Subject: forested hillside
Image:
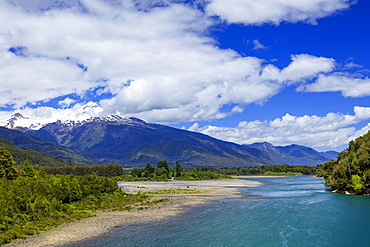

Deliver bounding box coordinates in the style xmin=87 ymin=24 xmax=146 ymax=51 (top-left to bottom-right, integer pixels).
xmin=317 ymin=131 xmax=370 ymax=195
xmin=0 ymin=127 xmax=97 ymax=165
xmin=0 ymin=139 xmax=67 ymax=166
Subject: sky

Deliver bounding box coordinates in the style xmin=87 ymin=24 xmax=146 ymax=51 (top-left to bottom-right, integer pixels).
xmin=1 ymin=0 xmax=370 ymax=151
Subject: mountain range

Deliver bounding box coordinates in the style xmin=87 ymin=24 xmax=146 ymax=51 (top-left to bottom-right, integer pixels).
xmin=0 ymin=103 xmax=337 ymax=167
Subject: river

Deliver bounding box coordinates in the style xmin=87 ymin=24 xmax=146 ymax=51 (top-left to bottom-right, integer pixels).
xmin=65 ymin=176 xmax=370 ymax=246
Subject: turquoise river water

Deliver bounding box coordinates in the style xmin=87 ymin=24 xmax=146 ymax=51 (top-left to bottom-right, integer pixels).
xmin=65 ymin=176 xmax=370 ymax=247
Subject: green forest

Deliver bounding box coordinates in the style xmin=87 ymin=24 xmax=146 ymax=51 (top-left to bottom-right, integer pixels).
xmin=317 ymin=131 xmax=370 ymax=195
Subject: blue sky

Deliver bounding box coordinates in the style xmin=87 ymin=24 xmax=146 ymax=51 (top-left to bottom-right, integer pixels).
xmin=1 ymin=0 xmax=370 ymax=151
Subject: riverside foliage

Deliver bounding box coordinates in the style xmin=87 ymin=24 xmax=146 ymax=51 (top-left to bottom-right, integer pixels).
xmin=191 ymin=164 xmax=317 ymax=176
xmin=317 ymin=131 xmax=370 ymax=194
xmin=0 ymin=148 xmax=145 ymax=246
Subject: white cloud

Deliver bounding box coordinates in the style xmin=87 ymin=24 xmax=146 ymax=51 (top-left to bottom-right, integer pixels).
xmin=58 ymin=97 xmax=76 ymax=108
xmin=300 ymin=74 xmax=370 ymax=97
xmin=344 ymin=61 xmax=363 ymax=70
xmin=188 ymin=106 xmax=370 ymax=150
xmin=279 ymin=54 xmax=335 ymax=82
xmin=260 ymin=54 xmax=336 ymax=86
xmin=0 ymin=0 xmax=344 ymax=124
xmin=0 ymin=0 xmax=364 ymax=128
xmin=205 ymin=0 xmax=354 ymax=25
xmin=0 ymin=52 xmax=88 ymax=107
xmin=252 ymin=39 xmax=267 ymax=50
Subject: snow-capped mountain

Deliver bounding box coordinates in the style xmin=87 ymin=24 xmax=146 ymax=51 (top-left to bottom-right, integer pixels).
xmin=0 ymin=102 xmax=138 ymax=131
xmin=0 ymin=113 xmax=44 ymax=131
xmin=63 ymin=102 xmax=103 ymax=122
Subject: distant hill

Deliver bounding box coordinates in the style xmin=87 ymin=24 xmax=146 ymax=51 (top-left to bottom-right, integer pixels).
xmin=0 ymin=138 xmax=67 ymax=166
xmin=246 ymin=142 xmax=337 ymax=166
xmin=0 ymin=127 xmax=98 ymax=165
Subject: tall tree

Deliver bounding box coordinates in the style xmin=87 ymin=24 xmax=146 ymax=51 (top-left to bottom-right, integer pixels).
xmin=21 ymin=160 xmax=37 ymax=179
xmin=0 ymin=146 xmax=18 ymax=180
xmin=175 ymin=161 xmax=182 ymax=177
xmin=157 ymin=160 xmax=170 ymax=179
xmin=157 ymin=159 xmax=170 ymax=172
xmin=145 ymin=163 xmax=155 ymax=174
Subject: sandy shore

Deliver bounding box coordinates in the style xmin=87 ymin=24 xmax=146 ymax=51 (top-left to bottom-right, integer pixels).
xmin=6 ymin=179 xmax=261 ymax=247
xmin=232 ymin=175 xmax=293 ymax=178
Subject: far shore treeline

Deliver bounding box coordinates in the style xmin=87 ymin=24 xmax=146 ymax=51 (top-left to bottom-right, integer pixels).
xmin=114 ymin=160 xmax=318 ymax=181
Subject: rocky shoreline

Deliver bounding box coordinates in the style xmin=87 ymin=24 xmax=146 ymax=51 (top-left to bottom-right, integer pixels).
xmin=6 ymin=179 xmax=260 ymax=247
xmin=331 ymin=189 xmax=370 ymax=196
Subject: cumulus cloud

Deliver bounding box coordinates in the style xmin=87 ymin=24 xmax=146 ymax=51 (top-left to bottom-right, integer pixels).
xmin=299 ymin=74 xmax=370 ymax=97
xmin=205 ymin=0 xmax=354 ymax=25
xmin=188 ymin=106 xmax=370 ymax=150
xmin=261 ymin=54 xmax=336 ymax=84
xmin=0 ymin=0 xmax=345 ymax=124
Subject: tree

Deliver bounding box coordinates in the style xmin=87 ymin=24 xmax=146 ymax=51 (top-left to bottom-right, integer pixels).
xmin=157 ymin=159 xmax=171 ymax=178
xmin=143 ymin=163 xmax=155 ymax=178
xmin=0 ymin=147 xmax=18 ymax=180
xmin=131 ymin=168 xmax=142 ymax=178
xmin=157 ymin=159 xmax=169 ymax=171
xmin=319 ymin=131 xmax=370 ymax=194
xmin=21 ymin=160 xmax=37 ymax=179
xmin=351 ymin=174 xmax=365 ymax=194
xmin=145 ymin=163 xmax=155 ymax=174
xmin=175 ymin=161 xmax=182 ymax=177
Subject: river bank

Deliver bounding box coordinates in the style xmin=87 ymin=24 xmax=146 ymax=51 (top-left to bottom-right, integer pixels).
xmin=6 ymin=179 xmax=261 ymax=247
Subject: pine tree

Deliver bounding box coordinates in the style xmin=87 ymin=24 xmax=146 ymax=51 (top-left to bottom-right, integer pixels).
xmin=0 ymin=146 xmax=18 ymax=180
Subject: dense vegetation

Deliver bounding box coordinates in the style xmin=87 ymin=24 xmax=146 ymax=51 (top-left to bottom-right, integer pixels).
xmin=317 ymin=131 xmax=370 ymax=195
xmin=40 ymin=163 xmax=124 ymax=177
xmin=190 ymin=164 xmax=317 ymax=176
xmin=0 ymin=147 xmax=154 ymax=246
xmin=126 ymin=160 xmax=230 ymax=181
xmin=126 ymin=161 xmax=317 ymax=181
